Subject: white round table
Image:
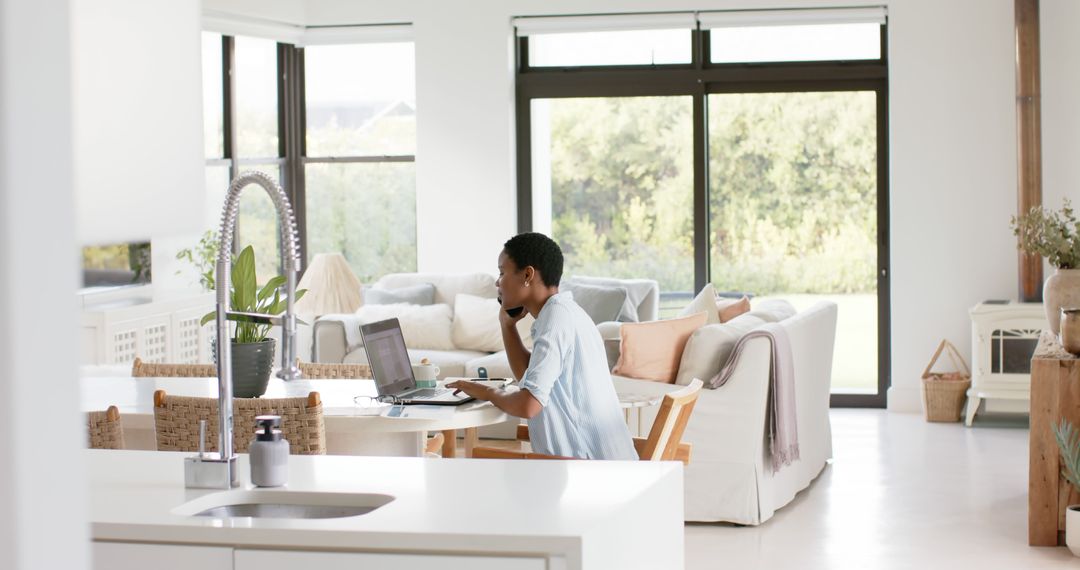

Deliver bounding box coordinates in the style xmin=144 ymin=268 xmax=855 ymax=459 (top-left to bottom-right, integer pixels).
xmin=80 ymin=376 xmax=511 ymax=457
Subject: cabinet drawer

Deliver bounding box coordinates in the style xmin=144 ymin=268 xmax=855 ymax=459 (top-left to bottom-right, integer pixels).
xmin=235 ymin=548 xmax=546 ymax=570
xmin=93 ymin=541 xmax=232 ymax=570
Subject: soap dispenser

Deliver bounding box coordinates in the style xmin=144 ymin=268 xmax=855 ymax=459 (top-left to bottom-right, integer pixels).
xmin=250 ymin=415 xmax=288 ymax=487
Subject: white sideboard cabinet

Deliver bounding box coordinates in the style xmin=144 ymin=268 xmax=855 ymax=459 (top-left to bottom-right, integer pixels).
xmin=80 ymin=287 xmax=214 ymax=365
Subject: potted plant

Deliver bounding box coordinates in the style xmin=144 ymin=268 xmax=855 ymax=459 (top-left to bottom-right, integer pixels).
xmin=175 ymin=229 xmax=219 ymax=292
xmin=1054 ymin=419 xmax=1080 ymax=556
xmin=200 ymin=245 xmax=306 ymax=398
xmin=1011 ymin=199 xmax=1080 ymax=334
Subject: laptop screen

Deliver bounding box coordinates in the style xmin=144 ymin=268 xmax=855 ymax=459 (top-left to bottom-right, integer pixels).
xmin=359 ymin=318 xmax=416 ymax=396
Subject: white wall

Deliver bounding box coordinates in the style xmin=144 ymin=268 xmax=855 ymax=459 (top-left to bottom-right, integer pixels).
xmin=203 ymin=0 xmax=1043 ymax=411
xmin=0 ymin=1 xmax=88 ymax=569
xmin=1042 ymin=0 xmax=1080 ymax=236
xmin=885 ymin=0 xmax=1018 ymax=411
xmin=72 ymin=0 xmax=205 ymax=246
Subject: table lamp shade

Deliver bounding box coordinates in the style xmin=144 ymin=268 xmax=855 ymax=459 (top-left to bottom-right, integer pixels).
xmin=295 ymin=253 xmax=363 ymax=316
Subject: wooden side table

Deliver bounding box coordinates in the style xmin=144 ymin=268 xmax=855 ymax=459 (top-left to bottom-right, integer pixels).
xmin=1029 ymin=332 xmax=1080 ymax=546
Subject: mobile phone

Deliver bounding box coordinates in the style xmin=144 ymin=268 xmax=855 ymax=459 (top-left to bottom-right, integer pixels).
xmin=498 ymin=296 xmax=524 ymax=318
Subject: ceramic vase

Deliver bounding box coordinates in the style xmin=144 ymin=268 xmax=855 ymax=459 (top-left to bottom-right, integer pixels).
xmin=1044 ymin=269 xmax=1080 ymax=335
xmin=1068 ymin=505 xmax=1080 ymax=557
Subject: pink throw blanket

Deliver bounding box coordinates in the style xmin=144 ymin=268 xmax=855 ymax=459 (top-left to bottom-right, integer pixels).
xmin=706 ymin=323 xmax=799 ymax=473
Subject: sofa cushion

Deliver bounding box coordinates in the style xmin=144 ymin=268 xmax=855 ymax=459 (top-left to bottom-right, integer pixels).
xmin=342 ymin=346 xmax=489 ymax=379
xmin=612 ymin=312 xmax=707 ymax=383
xmin=353 ymin=303 xmax=455 ymax=350
xmin=465 ymin=351 xmax=515 ymax=380
xmin=561 ymin=282 xmax=628 ymax=324
xmin=363 ymin=282 xmax=435 ymax=306
xmin=451 ymin=293 xmax=535 ymax=352
xmin=717 ymin=296 xmax=751 ymax=322
xmin=745 ymin=299 xmax=797 ymax=323
xmin=375 ymin=272 xmax=496 ymax=308
xmin=563 ymin=275 xmax=657 ymax=322
xmin=679 ymin=283 xmax=722 ymax=324
xmin=674 ymin=312 xmax=771 ymax=386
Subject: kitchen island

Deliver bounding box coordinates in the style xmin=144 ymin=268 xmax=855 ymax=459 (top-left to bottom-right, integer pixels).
xmin=89 ymin=450 xmax=683 ymax=570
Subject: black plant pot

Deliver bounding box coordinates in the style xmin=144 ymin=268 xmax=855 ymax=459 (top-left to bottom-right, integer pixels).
xmin=213 ymin=338 xmax=276 ymax=398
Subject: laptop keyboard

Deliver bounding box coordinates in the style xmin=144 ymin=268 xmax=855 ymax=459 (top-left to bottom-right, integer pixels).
xmin=409 ymin=388 xmax=449 ymax=400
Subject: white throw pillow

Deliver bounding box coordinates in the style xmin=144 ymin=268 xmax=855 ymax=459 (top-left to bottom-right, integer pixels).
xmin=452 ymin=294 xmax=534 ymax=352
xmin=354 ymin=303 xmax=455 ymax=350
xmin=678 ymin=283 xmax=721 ymax=325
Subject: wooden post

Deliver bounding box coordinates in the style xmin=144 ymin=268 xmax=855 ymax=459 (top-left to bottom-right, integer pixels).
xmin=1016 ymin=0 xmax=1043 ymax=302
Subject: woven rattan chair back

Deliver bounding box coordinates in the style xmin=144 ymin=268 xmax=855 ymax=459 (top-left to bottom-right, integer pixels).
xmin=153 ymin=390 xmax=326 ymax=455
xmin=297 ymin=360 xmax=373 ymax=379
xmin=132 ymin=357 xmax=216 ymax=378
xmin=87 ymin=405 xmax=125 ymax=450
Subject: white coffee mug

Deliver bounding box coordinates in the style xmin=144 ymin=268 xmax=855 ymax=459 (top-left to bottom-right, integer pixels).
xmin=411 ymin=363 xmax=440 ymax=383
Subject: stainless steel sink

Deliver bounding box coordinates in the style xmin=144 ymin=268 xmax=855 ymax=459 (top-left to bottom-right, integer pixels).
xmin=173 ymin=490 xmax=394 ymax=520
xmin=193 ymin=503 xmax=378 ymax=519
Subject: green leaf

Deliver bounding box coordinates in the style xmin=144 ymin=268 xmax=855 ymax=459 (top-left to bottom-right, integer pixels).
xmin=232 ymin=246 xmax=257 ymax=311
xmin=200 ymin=310 xmax=216 ymax=327
xmin=257 ymin=275 xmax=286 ymax=303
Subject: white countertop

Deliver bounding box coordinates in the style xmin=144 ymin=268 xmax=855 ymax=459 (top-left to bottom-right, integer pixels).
xmin=89 ymin=450 xmax=683 ymax=558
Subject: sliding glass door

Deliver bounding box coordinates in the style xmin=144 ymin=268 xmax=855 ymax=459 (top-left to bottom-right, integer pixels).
xmin=708 ymin=91 xmax=880 ymax=397
xmin=516 ymin=18 xmax=890 ymax=406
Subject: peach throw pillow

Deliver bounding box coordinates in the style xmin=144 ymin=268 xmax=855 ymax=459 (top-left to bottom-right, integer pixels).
xmin=612 ymin=312 xmax=707 ymax=383
xmin=716 ymin=296 xmax=750 ymax=323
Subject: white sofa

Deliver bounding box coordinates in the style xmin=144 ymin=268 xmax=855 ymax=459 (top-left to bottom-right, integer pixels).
xmin=312 ymin=272 xmax=660 ymax=379
xmin=609 ymin=300 xmax=838 ymax=525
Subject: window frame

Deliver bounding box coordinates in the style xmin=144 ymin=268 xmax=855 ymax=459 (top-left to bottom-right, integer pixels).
xmin=206 ymin=36 xmax=418 ymax=276
xmin=515 ymin=26 xmax=890 ymax=408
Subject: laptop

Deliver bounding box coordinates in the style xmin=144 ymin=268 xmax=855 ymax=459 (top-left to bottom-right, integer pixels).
xmin=359 ymin=318 xmax=475 ymax=406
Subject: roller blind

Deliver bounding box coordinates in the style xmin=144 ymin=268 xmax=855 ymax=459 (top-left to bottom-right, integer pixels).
xmin=698 ymin=7 xmax=886 ymax=29
xmin=299 ymin=24 xmax=413 ymax=46
xmin=203 ymin=11 xmax=412 ymax=46
xmin=513 ymin=7 xmax=886 ymax=36
xmin=514 ymin=13 xmax=696 ymax=36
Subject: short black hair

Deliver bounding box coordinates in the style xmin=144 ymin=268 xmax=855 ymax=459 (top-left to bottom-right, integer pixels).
xmin=502 ymin=232 xmax=564 ymax=287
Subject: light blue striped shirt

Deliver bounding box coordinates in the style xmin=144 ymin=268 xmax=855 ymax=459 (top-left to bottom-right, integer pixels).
xmin=520 ymin=292 xmax=638 ymax=460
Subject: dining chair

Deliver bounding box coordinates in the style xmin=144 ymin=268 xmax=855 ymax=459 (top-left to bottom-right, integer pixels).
xmin=153 ymin=390 xmax=326 ymax=455
xmin=87 ymin=405 xmax=125 ymax=450
xmin=296 ymin=360 xmax=373 ymax=379
xmin=131 ymin=357 xmax=216 ymax=378
xmin=471 ymin=379 xmax=702 ymax=464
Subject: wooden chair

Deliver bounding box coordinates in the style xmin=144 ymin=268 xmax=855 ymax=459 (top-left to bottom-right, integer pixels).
xmin=153 ymin=390 xmax=326 ymax=455
xmin=132 ymin=357 xmax=216 ymax=378
xmin=297 ymin=360 xmax=373 ymax=379
xmin=472 ymin=379 xmax=703 ymax=464
xmin=87 ymin=405 xmax=125 ymax=450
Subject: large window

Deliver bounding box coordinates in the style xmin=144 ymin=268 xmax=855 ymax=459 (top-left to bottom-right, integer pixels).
xmin=200 ymin=32 xmax=417 ymax=285
xmin=531 ymin=96 xmax=694 ymax=293
xmin=303 ymin=42 xmax=417 ymax=282
xmin=517 ymin=11 xmax=889 ymax=406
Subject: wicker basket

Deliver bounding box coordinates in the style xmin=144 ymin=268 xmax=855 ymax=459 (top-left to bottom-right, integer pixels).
xmin=920 ymin=339 xmax=971 ymax=423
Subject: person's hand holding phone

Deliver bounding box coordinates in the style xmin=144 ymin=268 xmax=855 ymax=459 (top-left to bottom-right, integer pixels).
xmin=498 ymin=295 xmax=527 ymax=327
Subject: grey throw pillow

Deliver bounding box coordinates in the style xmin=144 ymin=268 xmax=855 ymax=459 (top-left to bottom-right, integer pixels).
xmin=562 ymin=282 xmax=628 ymax=325
xmin=363 ymin=283 xmax=436 ymax=306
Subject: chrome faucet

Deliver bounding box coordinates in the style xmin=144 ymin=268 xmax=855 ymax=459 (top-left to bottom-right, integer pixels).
xmin=185 ymin=171 xmax=304 ymax=489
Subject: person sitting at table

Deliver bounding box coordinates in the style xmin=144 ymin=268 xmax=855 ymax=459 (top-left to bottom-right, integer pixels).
xmin=447 ymin=232 xmax=637 ymax=460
